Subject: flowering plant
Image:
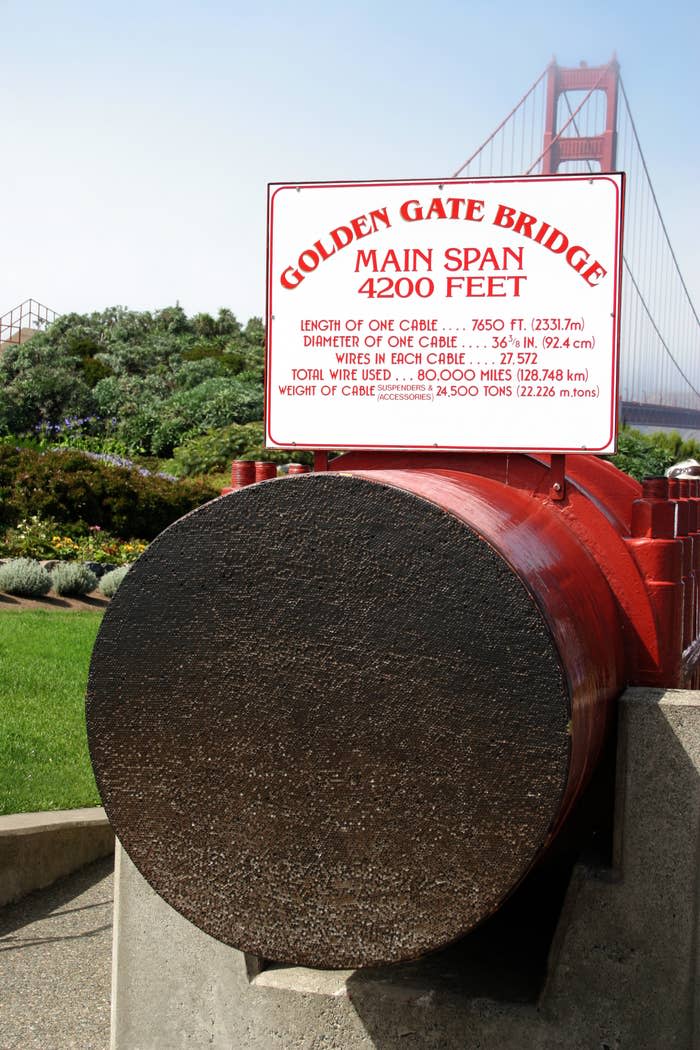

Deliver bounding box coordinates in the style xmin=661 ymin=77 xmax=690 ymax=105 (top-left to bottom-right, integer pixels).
xmin=0 ymin=516 xmax=148 ymax=565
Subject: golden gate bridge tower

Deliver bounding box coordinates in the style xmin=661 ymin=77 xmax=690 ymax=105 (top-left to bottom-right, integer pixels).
xmin=453 ymin=56 xmax=700 ymax=436
xmin=541 ymin=59 xmax=619 ymax=175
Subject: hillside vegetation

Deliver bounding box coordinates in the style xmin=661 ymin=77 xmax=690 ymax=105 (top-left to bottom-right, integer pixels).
xmin=0 ymin=305 xmax=697 ymax=520
xmin=0 ymin=305 xmax=264 ymax=458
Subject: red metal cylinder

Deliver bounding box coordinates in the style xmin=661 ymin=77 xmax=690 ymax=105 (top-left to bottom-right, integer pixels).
xmin=688 ymin=479 xmax=700 ymax=685
xmin=221 ymin=459 xmax=256 ymax=496
xmin=669 ymin=478 xmax=694 ymax=653
xmin=624 ymin=477 xmax=684 ymax=686
xmin=254 ymin=461 xmax=278 ymax=483
xmin=224 ymin=459 xmax=255 ymax=491
xmin=333 ymin=453 xmax=626 ymax=835
xmin=231 ymin=460 xmax=256 ymax=489
xmin=679 ymin=479 xmax=699 ymax=680
xmin=287 ymin=463 xmax=310 ymax=475
xmin=87 ymin=450 xmax=693 ymax=969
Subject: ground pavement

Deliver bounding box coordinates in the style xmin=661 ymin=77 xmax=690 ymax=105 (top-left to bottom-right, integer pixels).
xmin=0 ymin=856 xmax=113 ymax=1050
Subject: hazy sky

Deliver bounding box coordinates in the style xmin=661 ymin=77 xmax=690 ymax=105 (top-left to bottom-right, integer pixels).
xmin=1 ymin=0 xmax=697 ymax=324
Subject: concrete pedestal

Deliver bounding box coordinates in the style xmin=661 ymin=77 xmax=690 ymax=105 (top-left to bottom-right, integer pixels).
xmin=111 ymin=688 xmax=700 ymax=1049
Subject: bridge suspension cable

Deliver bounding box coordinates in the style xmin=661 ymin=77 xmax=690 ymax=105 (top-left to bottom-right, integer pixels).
xmin=451 ymin=67 xmax=548 ymax=179
xmin=559 ymin=83 xmax=700 ymax=404
xmin=615 ymin=78 xmax=700 ymax=409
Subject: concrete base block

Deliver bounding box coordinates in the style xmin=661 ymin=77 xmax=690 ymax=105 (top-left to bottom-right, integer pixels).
xmin=111 ymin=689 xmax=700 ymax=1049
xmin=0 ymin=807 xmax=114 ymax=906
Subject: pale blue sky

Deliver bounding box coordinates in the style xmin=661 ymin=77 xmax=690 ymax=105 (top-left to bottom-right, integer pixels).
xmin=1 ymin=0 xmax=697 ymax=323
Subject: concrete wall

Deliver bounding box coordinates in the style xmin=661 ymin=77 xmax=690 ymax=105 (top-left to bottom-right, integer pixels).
xmin=0 ymin=807 xmax=114 ymax=906
xmin=111 ymin=689 xmax=700 ymax=1049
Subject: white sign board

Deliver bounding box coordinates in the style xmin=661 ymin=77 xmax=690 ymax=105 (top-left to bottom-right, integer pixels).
xmin=265 ymin=175 xmax=624 ymax=453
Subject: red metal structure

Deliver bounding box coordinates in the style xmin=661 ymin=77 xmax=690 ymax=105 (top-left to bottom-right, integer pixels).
xmin=88 ymin=450 xmax=698 ymax=967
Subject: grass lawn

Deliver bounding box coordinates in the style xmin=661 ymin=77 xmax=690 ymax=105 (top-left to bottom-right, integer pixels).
xmin=0 ymin=611 xmax=103 ymax=815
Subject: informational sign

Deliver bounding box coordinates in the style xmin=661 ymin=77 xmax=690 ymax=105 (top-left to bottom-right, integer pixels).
xmin=265 ymin=174 xmax=624 ymax=453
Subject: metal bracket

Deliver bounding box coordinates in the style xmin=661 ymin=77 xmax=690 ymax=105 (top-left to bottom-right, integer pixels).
xmin=549 ymin=454 xmax=567 ymax=501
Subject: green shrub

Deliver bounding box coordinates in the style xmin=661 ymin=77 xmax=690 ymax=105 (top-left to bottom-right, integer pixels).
xmin=647 ymin=429 xmax=700 ymax=464
xmin=0 ymin=339 xmax=97 ymax=435
xmin=171 ymin=422 xmax=264 ymax=476
xmin=0 ymin=558 xmax=52 ymax=597
xmin=99 ymin=565 xmax=130 ymax=597
xmin=171 ymin=422 xmax=312 ymax=477
xmin=0 ymin=305 xmax=265 ymax=456
xmin=607 ymin=427 xmax=674 ymax=481
xmin=0 ymin=446 xmax=217 ymax=539
xmin=50 ymin=562 xmax=99 ymax=596
xmin=122 ymin=377 xmax=265 ymax=457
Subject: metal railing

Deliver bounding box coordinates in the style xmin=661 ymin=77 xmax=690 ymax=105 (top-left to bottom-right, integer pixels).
xmin=0 ymin=299 xmax=58 ymax=347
